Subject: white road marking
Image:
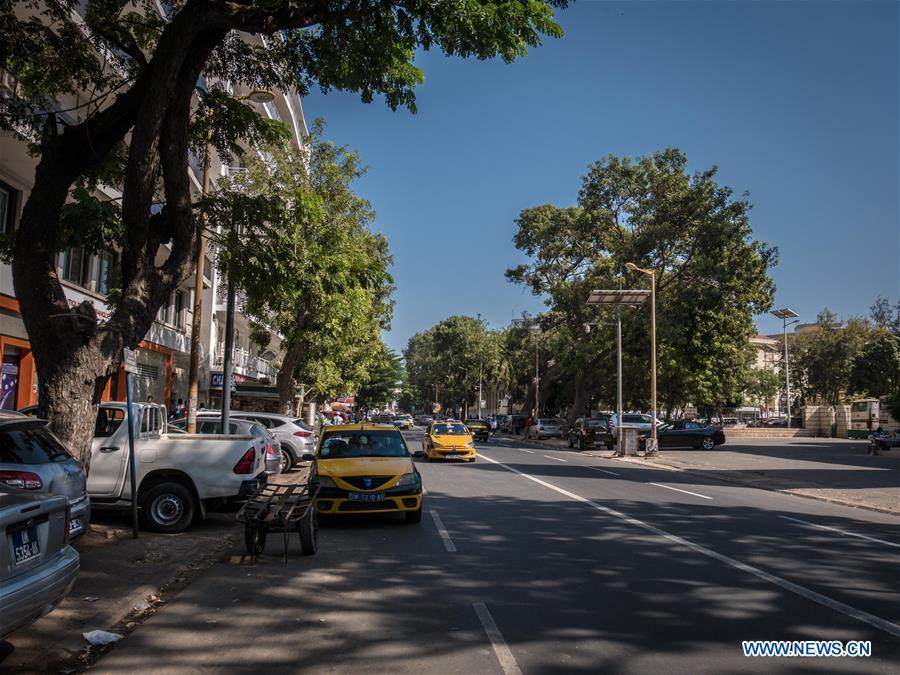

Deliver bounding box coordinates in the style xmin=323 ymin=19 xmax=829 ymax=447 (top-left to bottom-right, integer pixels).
xmin=585 ymin=466 xmax=620 ymax=477
xmin=429 ymin=509 xmax=456 ymax=553
xmin=473 ymin=602 xmax=523 ymax=675
xmin=520 ymin=448 xmax=535 ymax=454
xmin=543 ymin=454 xmax=567 ymax=462
xmin=779 ymin=515 xmax=900 ymax=549
xmin=649 ymin=482 xmax=713 ymax=500
xmin=478 ymin=452 xmax=900 ymax=639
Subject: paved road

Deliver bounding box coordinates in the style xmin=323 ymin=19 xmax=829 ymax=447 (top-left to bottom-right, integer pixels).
xmin=92 ymin=429 xmax=900 ymax=673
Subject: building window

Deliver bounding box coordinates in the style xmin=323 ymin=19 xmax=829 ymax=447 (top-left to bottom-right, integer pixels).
xmin=173 ymin=290 xmax=185 ymax=329
xmin=0 ymin=181 xmax=18 ymax=234
xmin=95 ymin=249 xmax=116 ymax=295
xmin=60 ymin=247 xmax=90 ymax=287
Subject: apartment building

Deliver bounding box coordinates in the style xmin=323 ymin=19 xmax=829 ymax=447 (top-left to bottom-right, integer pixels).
xmin=0 ymin=46 xmax=308 ymax=412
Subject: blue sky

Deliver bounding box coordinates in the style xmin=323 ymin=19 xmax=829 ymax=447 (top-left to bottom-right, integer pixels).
xmin=303 ymin=1 xmax=899 ymax=354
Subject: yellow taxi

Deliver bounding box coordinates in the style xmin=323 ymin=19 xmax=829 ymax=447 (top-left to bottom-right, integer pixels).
xmin=314 ymin=424 xmax=423 ymax=523
xmin=422 ymin=421 xmax=477 ymax=462
xmin=464 ymin=418 xmax=489 ymax=442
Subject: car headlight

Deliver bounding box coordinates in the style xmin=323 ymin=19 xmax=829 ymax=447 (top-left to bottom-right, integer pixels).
xmin=397 ymin=472 xmax=421 ymax=487
xmin=317 ymin=476 xmax=336 ymax=488
xmin=464 ymin=441 xmax=475 ymax=448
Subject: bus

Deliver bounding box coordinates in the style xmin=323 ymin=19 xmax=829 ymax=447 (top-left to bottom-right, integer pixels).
xmin=850 ymin=398 xmax=899 ymax=437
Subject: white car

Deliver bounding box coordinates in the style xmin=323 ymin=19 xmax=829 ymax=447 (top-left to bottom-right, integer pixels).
xmin=89 ymin=403 xmax=277 ymax=533
xmin=525 ymin=418 xmax=564 ymax=439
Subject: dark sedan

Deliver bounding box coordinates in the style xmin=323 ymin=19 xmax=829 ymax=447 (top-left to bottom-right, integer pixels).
xmin=567 ymin=417 xmax=613 ymax=450
xmin=643 ymin=421 xmax=726 ymax=450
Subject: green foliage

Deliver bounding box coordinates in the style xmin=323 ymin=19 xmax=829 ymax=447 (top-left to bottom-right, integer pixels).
xmin=356 ymin=347 xmax=406 ymax=411
xmin=790 ymin=311 xmax=871 ymax=406
xmin=506 ymin=148 xmax=777 ymax=415
xmin=744 ymin=368 xmax=781 ymax=408
xmin=870 ymin=296 xmax=900 ymax=332
xmin=850 ymin=330 xmax=900 ymax=399
xmin=404 ymin=315 xmax=500 ymax=413
xmin=208 ymin=123 xmax=393 ymax=401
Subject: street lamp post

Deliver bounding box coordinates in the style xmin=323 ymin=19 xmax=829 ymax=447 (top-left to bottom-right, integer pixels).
xmin=625 ymin=263 xmax=658 ymax=454
xmin=771 ymin=308 xmax=800 ymax=428
xmin=587 ymin=289 xmax=650 ymax=456
xmin=186 ymin=88 xmax=275 ymax=433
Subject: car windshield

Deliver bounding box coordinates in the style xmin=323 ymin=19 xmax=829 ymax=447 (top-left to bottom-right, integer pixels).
xmin=433 ymin=423 xmax=469 ymax=435
xmin=318 ymin=430 xmax=407 ymax=458
xmin=0 ymin=426 xmax=73 ymax=464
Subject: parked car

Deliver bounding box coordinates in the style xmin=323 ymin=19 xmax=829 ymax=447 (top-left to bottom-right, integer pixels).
xmin=608 ymin=413 xmax=663 ymax=438
xmin=0 ymin=487 xmax=80 ymax=641
xmin=567 ymin=416 xmax=612 ymax=450
xmin=642 ymin=421 xmax=726 ymax=450
xmin=525 ymin=418 xmax=564 ymax=439
xmin=169 ymin=415 xmax=281 ymax=477
xmin=209 ymin=410 xmax=315 ymax=472
xmin=88 ymin=402 xmax=270 ymax=533
xmin=1 ymin=411 xmax=90 ymax=540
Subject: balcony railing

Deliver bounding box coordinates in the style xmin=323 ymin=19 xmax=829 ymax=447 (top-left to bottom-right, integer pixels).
xmin=213 ymin=346 xmax=278 ymax=381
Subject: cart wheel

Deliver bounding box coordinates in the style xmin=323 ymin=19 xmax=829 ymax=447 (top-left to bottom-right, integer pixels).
xmin=245 ymin=524 xmax=267 ymax=556
xmin=298 ymin=508 xmax=318 ymax=556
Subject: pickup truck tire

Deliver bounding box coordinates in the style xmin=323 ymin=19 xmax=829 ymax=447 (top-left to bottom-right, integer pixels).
xmin=139 ymin=482 xmax=196 ymax=533
xmin=298 ymin=509 xmax=318 ymax=555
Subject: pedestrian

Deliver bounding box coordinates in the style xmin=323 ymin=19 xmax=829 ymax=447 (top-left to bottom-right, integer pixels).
xmin=868 ymin=425 xmax=885 ymax=456
xmin=147 ymin=395 xmax=155 ymax=405
xmin=174 ymin=398 xmax=186 ymax=419
xmin=490 ymin=416 xmax=498 ymax=434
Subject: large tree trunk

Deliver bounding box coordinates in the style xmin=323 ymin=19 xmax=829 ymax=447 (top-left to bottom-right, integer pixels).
xmin=276 ymin=313 xmax=309 ymax=415
xmin=567 ymin=370 xmax=588 ymax=426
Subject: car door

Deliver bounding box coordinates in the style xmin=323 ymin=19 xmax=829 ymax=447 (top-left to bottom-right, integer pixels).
xmin=660 ymin=422 xmax=686 ymax=448
xmin=683 ymin=421 xmax=706 ymax=447
xmin=87 ymin=405 xmax=130 ymax=497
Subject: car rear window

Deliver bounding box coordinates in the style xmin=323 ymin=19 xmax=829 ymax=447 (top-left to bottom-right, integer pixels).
xmin=588 ymin=419 xmax=608 ymax=427
xmin=538 ymin=419 xmax=558 ymax=425
xmin=0 ymin=427 xmax=73 ymax=464
xmin=623 ymin=415 xmax=648 ymax=423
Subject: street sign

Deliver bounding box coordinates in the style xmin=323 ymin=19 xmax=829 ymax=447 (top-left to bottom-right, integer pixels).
xmin=123 ymin=348 xmax=138 ymax=374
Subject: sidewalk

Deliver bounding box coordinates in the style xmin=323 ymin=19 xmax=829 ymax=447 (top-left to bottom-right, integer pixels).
xmin=2 ymin=511 xmax=240 ymax=673
xmin=492 ymin=433 xmax=900 ymax=515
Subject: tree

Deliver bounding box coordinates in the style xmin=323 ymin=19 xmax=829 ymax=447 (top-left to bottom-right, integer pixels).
xmin=870 ymin=296 xmax=900 ymax=332
xmin=210 ymin=125 xmax=394 ymax=414
xmin=791 ymin=310 xmax=870 ymax=406
xmin=849 ymin=330 xmax=900 ymax=399
xmin=356 ymin=348 xmax=405 ymax=412
xmin=1 ymin=0 xmax=567 ymax=465
xmin=744 ymin=368 xmax=781 ymax=410
xmin=507 ymin=149 xmax=777 ymax=419
xmin=404 ymin=316 xmax=499 ymax=417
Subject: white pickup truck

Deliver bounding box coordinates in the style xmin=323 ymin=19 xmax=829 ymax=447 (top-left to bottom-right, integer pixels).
xmin=88 ymin=403 xmax=268 ymax=533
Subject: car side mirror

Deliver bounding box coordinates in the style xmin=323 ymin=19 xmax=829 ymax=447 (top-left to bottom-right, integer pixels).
xmin=412 ymin=450 xmax=426 ymax=459
xmin=300 ymin=452 xmax=317 ymax=463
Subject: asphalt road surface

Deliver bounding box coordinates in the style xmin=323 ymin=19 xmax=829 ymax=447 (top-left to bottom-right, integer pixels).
xmin=92 ymin=429 xmax=900 ymax=674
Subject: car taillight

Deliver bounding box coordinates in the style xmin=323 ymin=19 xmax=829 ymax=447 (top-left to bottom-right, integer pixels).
xmin=265 ymin=444 xmax=278 ymax=460
xmin=0 ymin=470 xmax=43 ymax=490
xmin=539 ymin=426 xmax=544 ymax=430
xmin=293 ymin=430 xmax=312 ymax=437
xmin=233 ymin=448 xmax=256 ymax=474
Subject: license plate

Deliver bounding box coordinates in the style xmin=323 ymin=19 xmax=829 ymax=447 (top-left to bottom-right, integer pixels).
xmin=68 ymin=518 xmax=81 ymax=534
xmin=347 ymin=492 xmax=385 ymax=502
xmin=446 ymin=454 xmax=462 ymax=459
xmin=11 ymin=526 xmax=41 ymax=566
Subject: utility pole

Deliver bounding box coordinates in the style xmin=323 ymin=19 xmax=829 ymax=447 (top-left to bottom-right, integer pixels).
xmin=534 ymin=333 xmax=540 ymax=417
xmin=626 ymin=263 xmax=658 ymax=454
xmin=478 ymin=361 xmax=483 ymax=419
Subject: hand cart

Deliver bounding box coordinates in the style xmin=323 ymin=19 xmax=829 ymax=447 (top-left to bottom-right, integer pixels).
xmin=236 ymin=482 xmax=320 ymax=561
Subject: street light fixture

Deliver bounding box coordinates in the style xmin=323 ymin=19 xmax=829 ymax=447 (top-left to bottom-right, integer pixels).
xmin=624 ymin=263 xmax=658 ymax=453
xmin=771 ymin=308 xmax=800 ymax=428
xmin=185 ymin=89 xmax=275 ymax=433
xmin=587 ymin=289 xmax=650 ymax=455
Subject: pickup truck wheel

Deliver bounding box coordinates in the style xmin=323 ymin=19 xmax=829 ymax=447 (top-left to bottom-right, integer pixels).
xmin=298 ymin=509 xmax=318 ymax=555
xmin=140 ymin=482 xmax=195 ymax=533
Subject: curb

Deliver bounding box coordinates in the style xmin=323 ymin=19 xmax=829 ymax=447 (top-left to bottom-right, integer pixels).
xmin=492 ymin=434 xmax=898 ymax=517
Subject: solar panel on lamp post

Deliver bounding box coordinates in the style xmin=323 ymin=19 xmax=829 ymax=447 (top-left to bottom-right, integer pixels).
xmin=771 ymin=308 xmax=800 ymax=428
xmin=586 ymin=290 xmax=650 ymax=456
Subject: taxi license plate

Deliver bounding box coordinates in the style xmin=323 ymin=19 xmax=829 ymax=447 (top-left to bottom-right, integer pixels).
xmin=11 ymin=526 xmax=41 ymax=566
xmin=446 ymin=454 xmax=462 ymax=459
xmin=348 ymin=492 xmax=385 ymax=502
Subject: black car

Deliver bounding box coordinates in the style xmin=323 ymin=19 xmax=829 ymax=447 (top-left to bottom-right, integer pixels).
xmin=567 ymin=416 xmax=612 ymax=450
xmin=644 ymin=421 xmax=726 ymax=450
